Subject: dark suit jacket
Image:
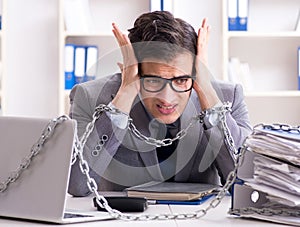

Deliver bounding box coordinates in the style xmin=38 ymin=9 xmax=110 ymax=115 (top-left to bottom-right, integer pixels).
xmin=68 ymin=73 xmax=252 ymax=196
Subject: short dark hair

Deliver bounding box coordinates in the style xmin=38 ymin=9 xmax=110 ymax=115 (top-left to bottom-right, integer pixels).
xmin=128 ymin=11 xmax=197 ymax=63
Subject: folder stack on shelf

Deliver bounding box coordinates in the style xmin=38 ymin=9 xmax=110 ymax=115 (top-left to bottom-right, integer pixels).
xmin=64 ymin=44 xmax=98 ymax=90
xmin=150 ymin=0 xmax=173 ymax=13
xmin=227 ymin=0 xmax=248 ymax=31
xmin=230 ymin=124 xmax=300 ymax=226
xmin=297 ymin=47 xmax=300 ymax=91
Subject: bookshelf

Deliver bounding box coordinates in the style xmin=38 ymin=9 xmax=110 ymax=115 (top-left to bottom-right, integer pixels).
xmin=58 ymin=0 xmax=150 ymax=114
xmin=222 ymin=0 xmax=300 ymax=125
xmin=0 ymin=0 xmax=3 ymax=115
xmin=0 ymin=0 xmax=298 ymax=125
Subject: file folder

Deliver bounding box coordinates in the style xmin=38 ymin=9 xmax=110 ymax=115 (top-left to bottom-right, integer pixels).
xmin=64 ymin=44 xmax=75 ymax=89
xmin=150 ymin=0 xmax=161 ymax=11
xmin=150 ymin=0 xmax=173 ymax=12
xmin=74 ymin=46 xmax=86 ymax=84
xmin=162 ymin=0 xmax=173 ymax=13
xmin=298 ymin=47 xmax=300 ymax=91
xmin=85 ymin=45 xmax=98 ymax=82
xmin=227 ymin=0 xmax=238 ymax=31
xmin=237 ymin=0 xmax=248 ymax=31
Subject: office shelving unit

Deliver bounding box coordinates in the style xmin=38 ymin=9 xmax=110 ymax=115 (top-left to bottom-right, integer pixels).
xmin=222 ymin=0 xmax=300 ymax=125
xmin=0 ymin=0 xmax=4 ymax=115
xmin=58 ymin=0 xmax=150 ymax=114
xmin=1 ymin=0 xmax=299 ymax=125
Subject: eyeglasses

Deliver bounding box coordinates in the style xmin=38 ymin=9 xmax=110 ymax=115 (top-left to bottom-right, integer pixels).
xmin=140 ymin=75 xmax=195 ymax=93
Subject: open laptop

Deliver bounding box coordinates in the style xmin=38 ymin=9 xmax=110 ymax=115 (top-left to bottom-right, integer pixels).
xmin=0 ymin=116 xmax=112 ymax=224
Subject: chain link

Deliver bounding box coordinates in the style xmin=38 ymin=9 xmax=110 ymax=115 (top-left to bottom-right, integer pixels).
xmin=73 ymin=102 xmax=242 ymax=221
xmin=128 ymin=116 xmax=198 ymax=147
xmin=0 ymin=102 xmax=238 ymax=220
xmin=0 ymin=115 xmax=69 ymax=193
xmin=3 ymin=104 xmax=297 ymax=221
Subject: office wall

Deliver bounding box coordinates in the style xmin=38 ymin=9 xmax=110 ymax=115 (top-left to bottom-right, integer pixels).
xmin=174 ymin=0 xmax=223 ymax=80
xmin=4 ymin=0 xmax=59 ymax=117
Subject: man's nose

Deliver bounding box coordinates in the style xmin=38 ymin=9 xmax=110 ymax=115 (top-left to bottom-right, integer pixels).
xmin=159 ymin=82 xmax=176 ymax=99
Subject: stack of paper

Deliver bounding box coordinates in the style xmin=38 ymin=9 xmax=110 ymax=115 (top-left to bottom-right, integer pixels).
xmin=231 ymin=124 xmax=300 ymax=225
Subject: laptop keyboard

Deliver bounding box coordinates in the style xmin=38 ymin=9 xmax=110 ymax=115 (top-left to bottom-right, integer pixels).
xmin=64 ymin=213 xmax=93 ymax=218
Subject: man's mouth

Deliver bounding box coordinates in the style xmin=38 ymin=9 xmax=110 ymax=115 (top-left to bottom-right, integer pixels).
xmin=157 ymin=104 xmax=176 ymax=114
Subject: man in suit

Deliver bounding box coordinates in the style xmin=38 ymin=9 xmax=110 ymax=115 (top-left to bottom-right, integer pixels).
xmin=68 ymin=11 xmax=252 ymax=196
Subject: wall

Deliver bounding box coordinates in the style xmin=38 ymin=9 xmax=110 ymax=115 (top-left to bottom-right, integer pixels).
xmin=4 ymin=0 xmax=59 ymax=117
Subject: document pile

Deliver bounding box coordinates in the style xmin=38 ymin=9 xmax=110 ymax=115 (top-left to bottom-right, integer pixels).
xmin=230 ymin=124 xmax=300 ymax=226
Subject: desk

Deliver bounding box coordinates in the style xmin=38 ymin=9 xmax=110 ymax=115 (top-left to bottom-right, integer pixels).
xmin=0 ymin=195 xmax=285 ymax=226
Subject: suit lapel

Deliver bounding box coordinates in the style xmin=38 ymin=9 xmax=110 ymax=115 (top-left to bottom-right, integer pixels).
xmin=129 ymin=96 xmax=164 ymax=181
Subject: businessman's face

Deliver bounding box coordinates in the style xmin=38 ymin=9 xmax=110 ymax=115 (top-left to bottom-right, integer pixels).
xmin=139 ymin=53 xmax=194 ymax=124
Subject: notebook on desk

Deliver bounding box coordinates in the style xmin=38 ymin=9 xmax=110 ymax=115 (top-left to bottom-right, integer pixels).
xmin=0 ymin=116 xmax=112 ymax=224
xmin=125 ymin=181 xmax=221 ymax=201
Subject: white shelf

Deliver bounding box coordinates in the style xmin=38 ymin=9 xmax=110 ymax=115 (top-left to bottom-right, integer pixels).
xmin=245 ymin=90 xmax=300 ymax=97
xmin=226 ymin=31 xmax=300 ymax=38
xmin=222 ymin=0 xmax=300 ymax=125
xmin=64 ymin=31 xmax=115 ymax=38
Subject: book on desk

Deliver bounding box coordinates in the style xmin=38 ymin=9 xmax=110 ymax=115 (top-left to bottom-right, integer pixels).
xmin=125 ymin=181 xmax=221 ymax=201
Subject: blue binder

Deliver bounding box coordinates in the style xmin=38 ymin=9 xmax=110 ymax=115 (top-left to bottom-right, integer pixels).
xmin=228 ymin=0 xmax=238 ymax=31
xmin=64 ymin=44 xmax=75 ymax=90
xmin=150 ymin=0 xmax=162 ymax=11
xmin=298 ymin=47 xmax=300 ymax=90
xmin=84 ymin=45 xmax=98 ymax=82
xmin=237 ymin=0 xmax=248 ymax=31
xmin=74 ymin=45 xmax=86 ymax=85
xmin=228 ymin=0 xmax=248 ymax=31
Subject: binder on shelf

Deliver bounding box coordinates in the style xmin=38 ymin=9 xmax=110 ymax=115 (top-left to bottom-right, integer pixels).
xmin=227 ymin=0 xmax=238 ymax=31
xmin=237 ymin=0 xmax=248 ymax=31
xmin=298 ymin=47 xmax=300 ymax=91
xmin=85 ymin=45 xmax=98 ymax=82
xmin=150 ymin=0 xmax=161 ymax=11
xmin=74 ymin=46 xmax=86 ymax=85
xmin=162 ymin=0 xmax=174 ymax=13
xmin=150 ymin=0 xmax=173 ymax=12
xmin=64 ymin=44 xmax=75 ymax=90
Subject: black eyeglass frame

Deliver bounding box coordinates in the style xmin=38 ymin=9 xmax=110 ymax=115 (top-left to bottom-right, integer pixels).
xmin=140 ymin=75 xmax=196 ymax=93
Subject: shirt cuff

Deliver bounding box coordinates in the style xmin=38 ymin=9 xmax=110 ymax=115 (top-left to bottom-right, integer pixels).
xmin=105 ymin=102 xmax=129 ymax=129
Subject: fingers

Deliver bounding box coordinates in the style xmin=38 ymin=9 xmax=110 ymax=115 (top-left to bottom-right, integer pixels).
xmin=112 ymin=23 xmax=127 ymax=47
xmin=197 ymin=18 xmax=211 ymax=47
xmin=112 ymin=23 xmax=137 ymax=67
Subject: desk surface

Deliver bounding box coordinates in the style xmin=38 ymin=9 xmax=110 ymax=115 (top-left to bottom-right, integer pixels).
xmin=0 ymin=195 xmax=285 ymax=226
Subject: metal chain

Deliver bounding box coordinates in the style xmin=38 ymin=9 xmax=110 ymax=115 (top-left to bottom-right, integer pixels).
xmin=74 ymin=102 xmax=243 ymax=221
xmin=0 ymin=115 xmax=69 ymax=193
xmin=262 ymin=123 xmax=300 ymax=134
xmin=3 ymin=105 xmax=298 ymax=220
xmin=128 ymin=116 xmax=198 ymax=147
xmin=228 ymin=123 xmax=300 ymax=218
xmin=230 ymin=206 xmax=300 ymax=218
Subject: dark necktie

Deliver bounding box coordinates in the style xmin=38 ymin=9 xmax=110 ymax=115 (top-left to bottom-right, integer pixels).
xmin=156 ymin=122 xmax=179 ymax=182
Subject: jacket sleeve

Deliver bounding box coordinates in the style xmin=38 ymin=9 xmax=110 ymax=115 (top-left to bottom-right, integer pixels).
xmin=203 ymin=83 xmax=252 ymax=185
xmin=67 ymin=80 xmax=128 ymax=196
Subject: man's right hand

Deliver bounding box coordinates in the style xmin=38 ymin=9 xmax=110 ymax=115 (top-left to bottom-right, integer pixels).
xmin=111 ymin=23 xmax=140 ymax=114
